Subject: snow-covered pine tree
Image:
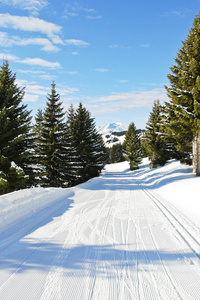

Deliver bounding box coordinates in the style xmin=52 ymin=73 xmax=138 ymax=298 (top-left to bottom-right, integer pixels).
xmin=36 ymin=82 xmax=71 ymax=187
xmin=142 ymin=100 xmax=168 ymax=168
xmin=123 ymin=122 xmax=142 ymax=170
xmin=68 ymin=103 xmax=107 ymax=184
xmin=165 ymin=12 xmax=200 ymax=175
xmin=0 ymin=60 xmax=33 ymax=194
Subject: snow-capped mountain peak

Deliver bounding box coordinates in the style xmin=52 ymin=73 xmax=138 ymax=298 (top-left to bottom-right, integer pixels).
xmin=98 ymin=122 xmax=127 ymax=135
xmin=98 ymin=123 xmax=127 ymax=147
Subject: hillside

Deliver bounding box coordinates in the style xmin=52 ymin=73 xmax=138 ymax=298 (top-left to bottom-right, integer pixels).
xmin=98 ymin=122 xmax=127 ymax=147
xmin=98 ymin=122 xmax=145 ymax=147
xmin=0 ymin=159 xmax=200 ymax=299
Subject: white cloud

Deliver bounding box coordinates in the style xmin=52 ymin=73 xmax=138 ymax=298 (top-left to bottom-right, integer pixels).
xmin=72 ymin=52 xmax=79 ymax=55
xmin=94 ymin=68 xmax=109 ymax=72
xmin=0 ymin=32 xmax=60 ymax=52
xmin=87 ymin=88 xmax=168 ymax=115
xmin=65 ymin=3 xmax=96 ymax=15
xmin=0 ymin=52 xmax=61 ymax=69
xmin=17 ymin=69 xmax=46 ymax=74
xmin=0 ymin=14 xmax=62 ymax=42
xmin=65 ymin=39 xmax=90 ymax=47
xmin=0 ymin=0 xmax=48 ymax=11
xmin=16 ymin=38 xmax=60 ymax=52
xmin=0 ymin=52 xmax=19 ymax=61
xmin=20 ymin=57 xmax=61 ymax=69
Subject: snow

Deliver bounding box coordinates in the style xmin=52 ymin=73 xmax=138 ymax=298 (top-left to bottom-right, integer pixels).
xmin=0 ymin=158 xmax=200 ymax=299
xmin=98 ymin=122 xmax=127 ymax=135
xmin=98 ymin=122 xmax=127 ymax=147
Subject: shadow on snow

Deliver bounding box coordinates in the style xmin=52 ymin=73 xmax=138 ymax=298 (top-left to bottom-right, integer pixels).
xmin=82 ymin=160 xmax=194 ymax=191
xmin=0 ymin=242 xmax=195 ymax=276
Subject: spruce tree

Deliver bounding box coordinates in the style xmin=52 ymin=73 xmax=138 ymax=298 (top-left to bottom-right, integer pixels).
xmin=165 ymin=11 xmax=200 ymax=175
xmin=0 ymin=60 xmax=33 ymax=194
xmin=33 ymin=109 xmax=44 ymax=185
xmin=109 ymin=143 xmax=125 ymax=163
xmin=34 ymin=108 xmax=43 ymax=137
xmin=36 ymin=82 xmax=69 ymax=187
xmin=68 ymin=103 xmax=106 ymax=184
xmin=142 ymin=100 xmax=168 ymax=168
xmin=123 ymin=122 xmax=142 ymax=170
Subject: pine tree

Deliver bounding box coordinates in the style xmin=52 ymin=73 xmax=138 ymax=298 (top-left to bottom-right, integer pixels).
xmin=0 ymin=60 xmax=33 ymax=194
xmin=109 ymin=143 xmax=125 ymax=163
xmin=32 ymin=109 xmax=45 ymax=185
xmin=165 ymin=11 xmax=200 ymax=175
xmin=142 ymin=100 xmax=168 ymax=168
xmin=36 ymin=82 xmax=70 ymax=187
xmin=123 ymin=122 xmax=142 ymax=170
xmin=34 ymin=108 xmax=43 ymax=137
xmin=68 ymin=103 xmax=107 ymax=184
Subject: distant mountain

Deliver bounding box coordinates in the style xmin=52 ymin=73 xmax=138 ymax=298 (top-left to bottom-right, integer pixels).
xmin=98 ymin=123 xmax=127 ymax=147
xmin=98 ymin=122 xmax=127 ymax=135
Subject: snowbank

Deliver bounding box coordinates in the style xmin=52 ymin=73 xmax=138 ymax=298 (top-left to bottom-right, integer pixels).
xmin=0 ymin=187 xmax=73 ymax=231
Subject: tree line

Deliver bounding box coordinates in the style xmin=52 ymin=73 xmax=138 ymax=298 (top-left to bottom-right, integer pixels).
xmin=0 ymin=63 xmax=107 ymax=194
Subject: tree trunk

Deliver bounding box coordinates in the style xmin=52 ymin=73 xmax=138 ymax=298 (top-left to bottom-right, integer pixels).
xmin=193 ymin=133 xmax=200 ymax=176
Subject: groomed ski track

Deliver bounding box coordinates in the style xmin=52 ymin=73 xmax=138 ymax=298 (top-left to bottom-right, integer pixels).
xmin=0 ymin=162 xmax=200 ymax=299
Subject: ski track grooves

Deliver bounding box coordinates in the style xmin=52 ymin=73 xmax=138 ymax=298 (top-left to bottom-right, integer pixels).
xmin=0 ymin=164 xmax=200 ymax=299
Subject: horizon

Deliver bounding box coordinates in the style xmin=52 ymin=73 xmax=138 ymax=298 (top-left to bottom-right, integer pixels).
xmin=0 ymin=0 xmax=200 ymax=129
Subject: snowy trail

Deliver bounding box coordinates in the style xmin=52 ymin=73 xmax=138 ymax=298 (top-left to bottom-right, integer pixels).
xmin=0 ymin=162 xmax=200 ymax=299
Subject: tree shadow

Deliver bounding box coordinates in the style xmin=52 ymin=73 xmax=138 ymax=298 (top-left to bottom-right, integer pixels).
xmin=82 ymin=160 xmax=194 ymax=191
xmin=0 ymin=192 xmax=74 ymax=253
xmin=0 ymin=242 xmax=195 ymax=277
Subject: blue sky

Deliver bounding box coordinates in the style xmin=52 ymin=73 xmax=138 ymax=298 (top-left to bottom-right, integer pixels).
xmin=0 ymin=0 xmax=199 ymax=129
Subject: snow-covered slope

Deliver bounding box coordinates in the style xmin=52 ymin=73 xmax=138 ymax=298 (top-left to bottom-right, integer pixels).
xmin=0 ymin=159 xmax=200 ymax=299
xmin=98 ymin=122 xmax=127 ymax=134
xmin=98 ymin=122 xmax=127 ymax=147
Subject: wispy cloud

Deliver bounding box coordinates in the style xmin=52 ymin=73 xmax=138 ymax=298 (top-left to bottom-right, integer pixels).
xmin=140 ymin=43 xmax=151 ymax=48
xmin=65 ymin=39 xmax=90 ymax=47
xmin=65 ymin=3 xmax=96 ymax=14
xmin=0 ymin=52 xmax=61 ymax=69
xmin=16 ymin=79 xmax=79 ymax=104
xmin=0 ymin=53 xmax=19 ymax=61
xmin=0 ymin=0 xmax=48 ymax=13
xmin=0 ymin=14 xmax=62 ymax=43
xmin=20 ymin=58 xmax=61 ymax=69
xmin=0 ymin=32 xmax=60 ymax=52
xmin=16 ymin=79 xmax=50 ymax=102
xmin=94 ymin=68 xmax=109 ymax=72
xmin=109 ymin=44 xmax=130 ymax=49
xmin=86 ymin=15 xmax=102 ymax=20
xmin=64 ymin=3 xmax=101 ymax=19
xmin=162 ymin=9 xmax=193 ymax=18
xmin=87 ymin=88 xmax=168 ymax=115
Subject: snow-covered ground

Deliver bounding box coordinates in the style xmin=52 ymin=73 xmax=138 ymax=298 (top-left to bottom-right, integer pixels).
xmin=0 ymin=159 xmax=200 ymax=299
